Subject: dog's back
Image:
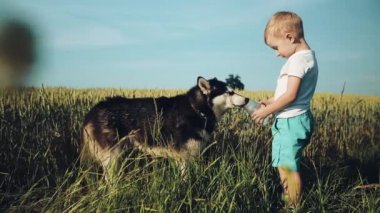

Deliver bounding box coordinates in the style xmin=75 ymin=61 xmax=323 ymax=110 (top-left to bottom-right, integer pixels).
xmin=83 ymin=95 xmax=212 ymax=148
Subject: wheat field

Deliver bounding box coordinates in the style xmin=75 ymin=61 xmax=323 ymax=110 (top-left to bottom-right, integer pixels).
xmin=1 ymin=87 xmax=379 ymax=212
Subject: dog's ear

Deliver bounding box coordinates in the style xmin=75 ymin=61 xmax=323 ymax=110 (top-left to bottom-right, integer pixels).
xmin=197 ymin=76 xmax=211 ymax=95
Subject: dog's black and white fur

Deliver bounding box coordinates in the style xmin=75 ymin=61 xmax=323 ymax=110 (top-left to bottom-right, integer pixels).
xmin=81 ymin=77 xmax=248 ymax=175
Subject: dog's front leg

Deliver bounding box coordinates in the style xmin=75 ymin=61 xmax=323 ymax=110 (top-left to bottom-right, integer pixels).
xmin=176 ymin=159 xmax=189 ymax=178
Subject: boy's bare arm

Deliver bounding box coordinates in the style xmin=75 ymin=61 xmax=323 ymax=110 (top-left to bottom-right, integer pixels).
xmin=260 ymin=97 xmax=274 ymax=106
xmin=252 ymin=76 xmax=301 ymax=122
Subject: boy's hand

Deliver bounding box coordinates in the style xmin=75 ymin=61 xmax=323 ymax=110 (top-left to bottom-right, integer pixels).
xmin=251 ymin=106 xmax=270 ymax=125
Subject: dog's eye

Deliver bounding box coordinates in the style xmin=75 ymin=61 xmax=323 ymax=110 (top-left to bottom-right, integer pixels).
xmin=227 ymin=91 xmax=235 ymax=96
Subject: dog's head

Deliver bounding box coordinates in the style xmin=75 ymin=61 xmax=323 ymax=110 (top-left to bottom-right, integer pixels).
xmin=196 ymin=76 xmax=249 ymax=120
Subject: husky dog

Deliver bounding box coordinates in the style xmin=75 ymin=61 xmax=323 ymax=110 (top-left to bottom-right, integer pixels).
xmin=81 ymin=77 xmax=248 ymax=175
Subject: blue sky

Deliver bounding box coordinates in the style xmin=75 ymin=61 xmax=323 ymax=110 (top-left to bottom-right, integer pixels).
xmin=2 ymin=0 xmax=379 ymax=95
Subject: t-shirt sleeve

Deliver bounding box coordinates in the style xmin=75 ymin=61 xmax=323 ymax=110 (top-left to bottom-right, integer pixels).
xmin=287 ymin=56 xmax=310 ymax=79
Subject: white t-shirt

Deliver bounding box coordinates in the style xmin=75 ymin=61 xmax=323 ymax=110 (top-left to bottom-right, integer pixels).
xmin=274 ymin=50 xmax=318 ymax=118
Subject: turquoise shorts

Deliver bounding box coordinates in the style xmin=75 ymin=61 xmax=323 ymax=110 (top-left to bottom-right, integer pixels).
xmin=271 ymin=111 xmax=314 ymax=172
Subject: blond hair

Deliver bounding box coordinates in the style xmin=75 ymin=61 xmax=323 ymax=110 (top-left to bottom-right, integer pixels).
xmin=264 ymin=11 xmax=304 ymax=44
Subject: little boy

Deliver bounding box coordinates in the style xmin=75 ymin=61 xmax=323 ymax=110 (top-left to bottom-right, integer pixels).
xmin=251 ymin=11 xmax=318 ymax=208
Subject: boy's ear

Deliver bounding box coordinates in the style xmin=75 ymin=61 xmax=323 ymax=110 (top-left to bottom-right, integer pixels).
xmin=197 ymin=76 xmax=211 ymax=95
xmin=286 ymin=33 xmax=296 ymax=43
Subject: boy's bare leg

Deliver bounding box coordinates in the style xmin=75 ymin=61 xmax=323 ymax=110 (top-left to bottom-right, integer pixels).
xmin=278 ymin=167 xmax=302 ymax=207
xmin=288 ymin=172 xmax=302 ymax=207
xmin=278 ymin=167 xmax=288 ymax=194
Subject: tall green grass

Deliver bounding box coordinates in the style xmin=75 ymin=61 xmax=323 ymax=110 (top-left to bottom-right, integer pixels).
xmin=1 ymin=87 xmax=379 ymax=212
